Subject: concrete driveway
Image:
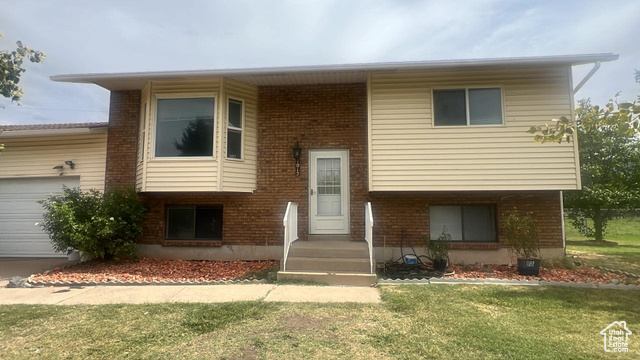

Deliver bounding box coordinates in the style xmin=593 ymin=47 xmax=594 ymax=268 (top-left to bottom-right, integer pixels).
xmin=0 ymin=258 xmax=73 ymax=286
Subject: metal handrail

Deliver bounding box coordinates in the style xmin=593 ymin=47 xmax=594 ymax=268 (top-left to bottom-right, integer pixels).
xmin=282 ymin=202 xmax=299 ymax=272
xmin=365 ymin=202 xmax=375 ymax=274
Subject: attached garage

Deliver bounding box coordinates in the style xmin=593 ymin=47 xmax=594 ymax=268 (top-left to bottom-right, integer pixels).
xmin=0 ymin=177 xmax=80 ymax=257
xmin=0 ymin=122 xmax=108 ymax=257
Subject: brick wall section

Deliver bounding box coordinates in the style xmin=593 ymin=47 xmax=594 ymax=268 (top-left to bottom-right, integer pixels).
xmin=138 ymin=83 xmax=369 ymax=245
xmin=105 ymin=90 xmax=141 ymax=190
xmin=105 ymin=84 xmax=563 ymax=251
xmin=370 ymin=191 xmax=562 ymax=248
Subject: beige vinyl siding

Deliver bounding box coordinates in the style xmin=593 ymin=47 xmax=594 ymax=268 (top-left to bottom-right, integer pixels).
xmin=0 ymin=132 xmax=107 ymax=191
xmin=136 ymin=82 xmax=151 ymax=191
xmin=369 ymin=65 xmax=579 ymax=191
xmin=222 ymin=79 xmax=258 ymax=192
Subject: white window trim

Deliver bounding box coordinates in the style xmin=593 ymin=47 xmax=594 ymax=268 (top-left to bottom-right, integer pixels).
xmin=138 ymin=101 xmax=147 ymax=164
xmin=431 ymin=85 xmax=506 ymax=128
xmin=150 ymin=92 xmax=218 ymax=161
xmin=225 ymin=97 xmax=245 ymax=161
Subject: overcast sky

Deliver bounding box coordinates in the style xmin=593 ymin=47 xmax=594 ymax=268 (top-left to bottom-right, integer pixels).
xmin=0 ymin=0 xmax=638 ymax=125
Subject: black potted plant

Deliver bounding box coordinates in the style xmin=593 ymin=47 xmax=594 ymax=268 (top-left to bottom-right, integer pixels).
xmin=503 ymin=208 xmax=541 ymax=276
xmin=426 ymin=227 xmax=451 ymax=272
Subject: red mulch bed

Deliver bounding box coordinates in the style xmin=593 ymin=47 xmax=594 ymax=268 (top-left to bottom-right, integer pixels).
xmin=31 ymin=258 xmax=279 ymax=283
xmin=447 ymin=264 xmax=637 ymax=284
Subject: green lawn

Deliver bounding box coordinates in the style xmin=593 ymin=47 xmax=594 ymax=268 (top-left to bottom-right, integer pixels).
xmin=565 ymin=217 xmax=640 ymax=275
xmin=1 ymin=285 xmax=639 ymax=359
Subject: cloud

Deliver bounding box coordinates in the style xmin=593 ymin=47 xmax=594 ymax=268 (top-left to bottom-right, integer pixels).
xmin=0 ymin=0 xmax=637 ymax=124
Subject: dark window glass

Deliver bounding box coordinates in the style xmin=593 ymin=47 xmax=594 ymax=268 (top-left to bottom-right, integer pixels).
xmin=167 ymin=207 xmax=195 ymax=239
xmin=430 ymin=205 xmax=496 ymax=242
xmin=155 ymin=98 xmax=215 ymax=157
xmin=195 ymin=207 xmax=223 ymax=239
xmin=228 ymin=99 xmax=242 ymax=128
xmin=462 ymin=206 xmax=496 ymax=241
xmin=227 ymin=130 xmax=242 ymax=159
xmin=433 ymin=89 xmax=466 ymax=126
xmin=166 ymin=206 xmax=222 ymax=240
xmin=469 ymin=88 xmax=502 ymax=125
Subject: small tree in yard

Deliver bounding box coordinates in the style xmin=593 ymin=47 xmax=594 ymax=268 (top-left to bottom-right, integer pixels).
xmin=529 ymin=72 xmax=640 ymax=242
xmin=503 ymin=209 xmax=540 ymax=259
xmin=39 ymin=187 xmax=145 ymax=260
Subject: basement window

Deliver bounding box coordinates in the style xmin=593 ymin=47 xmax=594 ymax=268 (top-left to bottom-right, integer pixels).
xmin=166 ymin=206 xmax=223 ymax=240
xmin=429 ymin=205 xmax=497 ymax=242
xmin=433 ymin=87 xmax=503 ymax=126
xmin=154 ymin=96 xmax=216 ymax=157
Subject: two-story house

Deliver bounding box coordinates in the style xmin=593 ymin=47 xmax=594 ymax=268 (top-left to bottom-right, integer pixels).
xmin=51 ymin=53 xmax=617 ymax=284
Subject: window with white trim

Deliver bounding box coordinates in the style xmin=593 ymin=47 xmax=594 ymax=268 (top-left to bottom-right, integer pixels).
xmin=154 ymin=97 xmax=215 ymax=157
xmin=227 ymin=98 xmax=243 ymax=159
xmin=433 ymin=87 xmax=503 ymax=126
xmin=430 ymin=205 xmax=497 ymax=241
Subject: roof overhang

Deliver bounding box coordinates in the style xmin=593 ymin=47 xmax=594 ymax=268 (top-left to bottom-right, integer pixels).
xmin=50 ymin=53 xmax=619 ymax=91
xmin=0 ymin=122 xmax=108 ymax=137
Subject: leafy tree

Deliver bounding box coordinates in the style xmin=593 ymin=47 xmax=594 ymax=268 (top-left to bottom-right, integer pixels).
xmin=529 ymin=72 xmax=640 ymax=241
xmin=0 ymin=31 xmax=45 ymax=152
xmin=0 ymin=31 xmax=45 ymax=103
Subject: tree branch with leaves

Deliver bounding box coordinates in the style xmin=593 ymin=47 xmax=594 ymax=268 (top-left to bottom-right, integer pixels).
xmin=0 ymin=31 xmax=45 ymax=152
xmin=529 ymin=71 xmax=640 ymax=242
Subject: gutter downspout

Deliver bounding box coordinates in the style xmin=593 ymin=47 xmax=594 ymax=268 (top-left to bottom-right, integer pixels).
xmin=573 ymin=61 xmax=600 ymax=94
xmin=560 ymin=191 xmax=566 ymax=255
xmin=562 ymin=60 xmax=602 ymax=255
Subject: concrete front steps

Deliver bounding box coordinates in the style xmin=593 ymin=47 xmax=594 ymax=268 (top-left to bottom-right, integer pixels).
xmin=277 ymin=235 xmax=377 ymax=286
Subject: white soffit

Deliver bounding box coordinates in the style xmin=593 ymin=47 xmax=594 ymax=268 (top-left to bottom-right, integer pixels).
xmin=51 ymin=53 xmax=619 ymax=91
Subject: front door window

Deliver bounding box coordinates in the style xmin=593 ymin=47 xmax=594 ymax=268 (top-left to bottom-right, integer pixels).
xmin=316 ymin=158 xmax=341 ymax=216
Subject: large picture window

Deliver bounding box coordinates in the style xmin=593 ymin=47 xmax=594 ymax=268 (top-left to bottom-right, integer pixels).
xmin=433 ymin=87 xmax=503 ymax=126
xmin=166 ymin=205 xmax=223 ymax=240
xmin=227 ymin=99 xmax=243 ymax=159
xmin=429 ymin=205 xmax=497 ymax=242
xmin=155 ymin=97 xmax=215 ymax=157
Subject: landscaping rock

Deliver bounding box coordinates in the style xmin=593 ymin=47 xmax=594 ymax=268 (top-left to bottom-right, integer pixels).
xmin=6 ymin=277 xmax=32 ymax=288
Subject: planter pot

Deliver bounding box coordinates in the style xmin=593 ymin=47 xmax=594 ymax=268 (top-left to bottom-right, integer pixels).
xmin=432 ymin=259 xmax=448 ymax=272
xmin=67 ymin=250 xmax=80 ymax=262
xmin=517 ymin=258 xmax=540 ymax=276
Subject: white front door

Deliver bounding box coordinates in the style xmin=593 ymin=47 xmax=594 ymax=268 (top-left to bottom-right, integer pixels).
xmin=309 ymin=150 xmax=349 ymax=234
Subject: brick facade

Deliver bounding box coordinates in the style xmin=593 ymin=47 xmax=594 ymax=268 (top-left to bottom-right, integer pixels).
xmin=105 ymin=90 xmax=140 ymax=190
xmin=105 ymin=84 xmax=563 ymax=254
xmin=370 ymin=191 xmax=562 ymax=249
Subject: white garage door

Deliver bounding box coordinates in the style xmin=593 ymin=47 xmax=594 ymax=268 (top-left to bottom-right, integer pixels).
xmin=0 ymin=177 xmax=80 ymax=257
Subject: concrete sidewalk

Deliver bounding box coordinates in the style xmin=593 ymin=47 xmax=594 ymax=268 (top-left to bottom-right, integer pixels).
xmin=0 ymin=284 xmax=381 ymax=305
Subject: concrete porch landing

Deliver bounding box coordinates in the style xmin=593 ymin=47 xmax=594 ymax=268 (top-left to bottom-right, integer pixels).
xmin=278 ymin=235 xmax=377 ymax=286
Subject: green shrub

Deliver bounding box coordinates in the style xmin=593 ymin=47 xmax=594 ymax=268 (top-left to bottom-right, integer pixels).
xmin=503 ymin=208 xmax=540 ymax=259
xmin=39 ymin=187 xmax=145 ymax=259
xmin=424 ymin=227 xmax=451 ymax=261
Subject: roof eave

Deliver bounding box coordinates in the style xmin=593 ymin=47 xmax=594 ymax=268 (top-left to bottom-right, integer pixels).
xmin=50 ymin=53 xmax=619 ymax=90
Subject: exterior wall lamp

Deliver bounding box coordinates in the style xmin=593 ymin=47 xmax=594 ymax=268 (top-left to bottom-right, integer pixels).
xmin=292 ymin=141 xmax=302 ymax=176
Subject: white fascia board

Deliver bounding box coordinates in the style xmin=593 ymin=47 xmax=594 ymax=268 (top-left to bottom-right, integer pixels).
xmin=50 ymin=53 xmax=619 ymax=88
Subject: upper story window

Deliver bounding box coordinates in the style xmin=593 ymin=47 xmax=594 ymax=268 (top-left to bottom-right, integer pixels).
xmin=433 ymin=87 xmax=503 ymax=126
xmin=154 ymin=96 xmax=216 ymax=157
xmin=227 ymin=99 xmax=243 ymax=159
